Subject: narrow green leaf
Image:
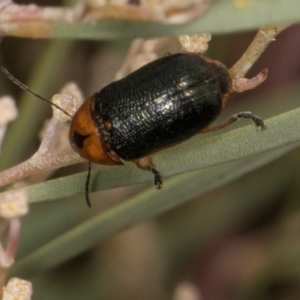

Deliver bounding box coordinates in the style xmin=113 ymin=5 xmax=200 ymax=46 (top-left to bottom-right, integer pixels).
xmin=27 ymin=105 xmax=300 ymax=203
xmin=10 ymin=142 xmax=298 ymax=278
xmin=51 ymin=0 xmax=300 ymax=40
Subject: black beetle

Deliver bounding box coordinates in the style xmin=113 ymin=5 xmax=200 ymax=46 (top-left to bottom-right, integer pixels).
xmin=69 ymin=52 xmax=265 ymax=206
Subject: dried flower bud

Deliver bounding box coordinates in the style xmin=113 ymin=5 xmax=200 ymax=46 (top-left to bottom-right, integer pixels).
xmin=51 ymin=82 xmax=84 ymax=122
xmin=0 ymin=190 xmax=28 ymax=219
xmin=0 ymin=96 xmax=18 ymax=127
xmin=179 ymin=34 xmax=211 ymax=54
xmin=59 ymin=82 xmax=84 ymax=106
xmin=3 ymin=278 xmax=32 ymax=300
xmin=51 ymin=92 xmax=78 ymax=122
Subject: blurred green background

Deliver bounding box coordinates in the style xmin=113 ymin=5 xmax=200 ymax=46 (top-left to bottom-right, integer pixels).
xmin=1 ymin=1 xmax=300 ymax=299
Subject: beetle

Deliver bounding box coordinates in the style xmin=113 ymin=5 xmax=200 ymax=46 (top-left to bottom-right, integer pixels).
xmin=2 ymin=52 xmax=266 ymax=207
xmin=69 ymin=52 xmax=265 ymax=206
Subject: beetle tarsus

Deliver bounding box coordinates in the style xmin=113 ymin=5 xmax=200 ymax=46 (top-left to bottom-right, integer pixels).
xmin=200 ymin=111 xmax=266 ymax=133
xmin=234 ymin=112 xmax=266 ymax=130
xmin=148 ymin=166 xmax=163 ymax=189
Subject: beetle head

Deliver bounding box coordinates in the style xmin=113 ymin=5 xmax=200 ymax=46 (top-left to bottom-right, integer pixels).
xmin=69 ymin=96 xmax=122 ymax=166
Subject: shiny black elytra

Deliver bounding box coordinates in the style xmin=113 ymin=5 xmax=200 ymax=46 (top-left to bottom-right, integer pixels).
xmin=68 ymin=52 xmax=265 ymax=206
xmin=93 ymin=53 xmax=231 ymax=160
xmin=70 ymin=53 xmax=233 ymax=163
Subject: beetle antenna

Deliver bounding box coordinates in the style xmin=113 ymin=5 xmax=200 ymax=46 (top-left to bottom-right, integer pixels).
xmin=85 ymin=161 xmax=92 ymax=207
xmin=1 ymin=67 xmax=73 ymax=118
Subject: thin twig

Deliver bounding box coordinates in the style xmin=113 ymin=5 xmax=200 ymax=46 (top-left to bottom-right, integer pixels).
xmin=229 ymin=24 xmax=291 ymax=79
xmin=0 ymin=151 xmax=84 ymax=188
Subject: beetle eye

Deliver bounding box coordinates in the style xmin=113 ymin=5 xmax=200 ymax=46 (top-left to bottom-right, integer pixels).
xmin=72 ymin=131 xmax=90 ymax=149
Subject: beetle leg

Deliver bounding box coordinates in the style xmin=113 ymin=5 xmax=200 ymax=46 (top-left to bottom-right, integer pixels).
xmin=200 ymin=111 xmax=266 ymax=134
xmin=85 ymin=161 xmax=92 ymax=208
xmin=133 ymin=157 xmax=163 ymax=189
xmin=148 ymin=166 xmax=163 ymax=189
